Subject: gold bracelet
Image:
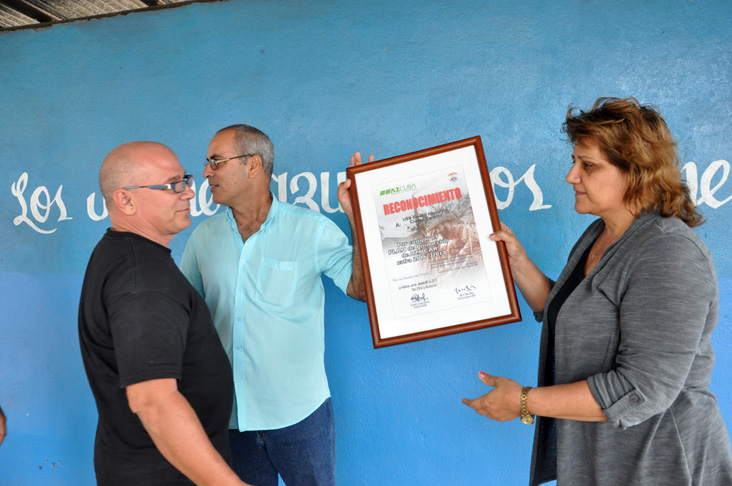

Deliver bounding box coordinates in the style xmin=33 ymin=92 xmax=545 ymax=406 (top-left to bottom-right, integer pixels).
xmin=520 ymin=387 xmax=534 ymax=425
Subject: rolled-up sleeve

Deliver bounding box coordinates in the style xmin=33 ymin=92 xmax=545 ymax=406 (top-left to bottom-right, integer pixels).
xmin=317 ymin=218 xmax=353 ymax=294
xmin=587 ymin=233 xmax=716 ymax=429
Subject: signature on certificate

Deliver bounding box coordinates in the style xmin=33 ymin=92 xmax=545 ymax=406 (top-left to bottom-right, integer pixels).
xmin=454 ymin=284 xmax=477 ymax=295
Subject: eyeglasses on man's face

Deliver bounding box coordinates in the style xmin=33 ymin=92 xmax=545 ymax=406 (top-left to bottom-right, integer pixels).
xmin=123 ymin=174 xmax=194 ymax=194
xmin=204 ymin=153 xmax=255 ymax=170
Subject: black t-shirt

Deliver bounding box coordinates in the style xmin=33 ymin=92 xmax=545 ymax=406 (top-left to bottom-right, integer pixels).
xmin=78 ymin=229 xmax=234 ymax=486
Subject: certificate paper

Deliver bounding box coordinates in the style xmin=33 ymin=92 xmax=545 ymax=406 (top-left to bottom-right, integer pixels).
xmin=347 ymin=137 xmax=521 ymax=347
xmin=375 ymin=165 xmax=491 ymax=319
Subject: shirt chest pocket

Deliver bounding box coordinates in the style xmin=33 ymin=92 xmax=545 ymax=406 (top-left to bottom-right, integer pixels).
xmin=255 ymin=258 xmax=298 ymax=307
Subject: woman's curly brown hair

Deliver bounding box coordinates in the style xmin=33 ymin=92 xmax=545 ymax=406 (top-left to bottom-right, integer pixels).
xmin=563 ymin=97 xmax=702 ymax=227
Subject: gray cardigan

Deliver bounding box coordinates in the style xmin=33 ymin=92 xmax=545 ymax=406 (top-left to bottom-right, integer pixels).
xmin=529 ymin=212 xmax=732 ymax=486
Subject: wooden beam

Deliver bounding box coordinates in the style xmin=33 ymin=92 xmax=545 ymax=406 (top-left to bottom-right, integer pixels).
xmin=2 ymin=0 xmax=59 ymax=22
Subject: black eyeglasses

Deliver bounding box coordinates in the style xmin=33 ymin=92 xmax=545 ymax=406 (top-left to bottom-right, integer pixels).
xmin=204 ymin=153 xmax=255 ymax=170
xmin=123 ymin=174 xmax=194 ymax=194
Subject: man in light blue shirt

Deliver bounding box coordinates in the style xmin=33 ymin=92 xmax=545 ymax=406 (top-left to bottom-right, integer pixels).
xmin=181 ymin=124 xmax=368 ymax=486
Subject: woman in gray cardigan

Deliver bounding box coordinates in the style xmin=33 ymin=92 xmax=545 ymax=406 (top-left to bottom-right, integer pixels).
xmin=463 ymin=97 xmax=732 ymax=485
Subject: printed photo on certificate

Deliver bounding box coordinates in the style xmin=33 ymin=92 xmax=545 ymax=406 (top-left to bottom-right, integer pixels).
xmin=347 ymin=136 xmax=521 ymax=348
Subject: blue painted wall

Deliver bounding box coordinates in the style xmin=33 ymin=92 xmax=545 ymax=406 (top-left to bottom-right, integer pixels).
xmin=1 ymin=1 xmax=731 ymax=484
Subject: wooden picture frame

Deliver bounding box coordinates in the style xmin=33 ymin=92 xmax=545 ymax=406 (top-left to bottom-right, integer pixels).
xmin=347 ymin=136 xmax=521 ymax=348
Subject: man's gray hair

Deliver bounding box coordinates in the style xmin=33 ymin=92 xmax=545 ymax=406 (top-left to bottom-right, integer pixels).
xmin=218 ymin=124 xmax=275 ymax=177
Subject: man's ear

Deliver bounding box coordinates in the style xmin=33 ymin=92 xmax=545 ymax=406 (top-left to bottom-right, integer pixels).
xmin=246 ymin=154 xmax=263 ymax=179
xmin=112 ymin=189 xmax=137 ymax=215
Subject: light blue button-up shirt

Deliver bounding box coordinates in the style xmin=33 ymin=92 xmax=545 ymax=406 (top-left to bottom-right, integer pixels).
xmin=181 ymin=195 xmax=353 ymax=431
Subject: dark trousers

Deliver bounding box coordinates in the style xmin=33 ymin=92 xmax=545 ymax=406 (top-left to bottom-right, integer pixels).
xmin=229 ymin=398 xmax=336 ymax=486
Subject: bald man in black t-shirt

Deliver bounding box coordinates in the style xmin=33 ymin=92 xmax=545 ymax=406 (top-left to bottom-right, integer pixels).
xmin=78 ymin=142 xmax=251 ymax=486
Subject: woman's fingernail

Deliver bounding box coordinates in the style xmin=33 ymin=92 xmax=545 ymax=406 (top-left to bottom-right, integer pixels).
xmin=479 ymin=371 xmax=487 ymax=378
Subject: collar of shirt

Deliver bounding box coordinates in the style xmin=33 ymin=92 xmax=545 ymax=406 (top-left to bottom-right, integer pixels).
xmin=224 ymin=191 xmax=278 ymax=236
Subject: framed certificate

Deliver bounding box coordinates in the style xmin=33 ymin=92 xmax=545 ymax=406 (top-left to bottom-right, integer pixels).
xmin=347 ymin=136 xmax=521 ymax=348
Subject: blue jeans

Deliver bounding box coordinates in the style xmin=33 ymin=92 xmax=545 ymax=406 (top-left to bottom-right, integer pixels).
xmin=229 ymin=398 xmax=336 ymax=486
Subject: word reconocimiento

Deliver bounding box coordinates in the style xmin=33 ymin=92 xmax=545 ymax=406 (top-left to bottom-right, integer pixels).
xmin=383 ymin=188 xmax=463 ymax=215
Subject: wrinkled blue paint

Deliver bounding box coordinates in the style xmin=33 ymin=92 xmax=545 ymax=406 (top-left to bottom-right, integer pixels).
xmin=1 ymin=1 xmax=731 ymax=484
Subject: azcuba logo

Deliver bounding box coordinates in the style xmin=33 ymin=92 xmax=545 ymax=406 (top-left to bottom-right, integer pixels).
xmin=448 ymin=172 xmax=458 ymax=182
xmin=379 ymin=184 xmax=417 ymax=196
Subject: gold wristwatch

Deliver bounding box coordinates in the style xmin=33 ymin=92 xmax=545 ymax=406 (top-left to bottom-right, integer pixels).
xmin=520 ymin=387 xmax=534 ymax=425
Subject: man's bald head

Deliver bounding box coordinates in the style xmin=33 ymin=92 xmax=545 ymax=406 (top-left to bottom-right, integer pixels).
xmin=99 ymin=142 xmax=176 ymax=206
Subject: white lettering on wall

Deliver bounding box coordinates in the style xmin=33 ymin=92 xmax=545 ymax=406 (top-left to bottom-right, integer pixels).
xmin=491 ymin=164 xmax=552 ymax=211
xmin=11 ymin=172 xmax=72 ymax=234
xmin=87 ymin=193 xmax=108 ymax=221
xmin=273 ymin=171 xmax=347 ymax=214
xmin=289 ymin=172 xmax=319 ymax=211
xmin=9 ymin=161 xmax=731 ymax=235
xmin=683 ymin=160 xmax=732 ymax=208
xmin=273 ymin=172 xmax=288 ymax=203
xmin=320 ymin=172 xmax=348 ymax=214
xmin=189 ymin=179 xmax=219 ymax=216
